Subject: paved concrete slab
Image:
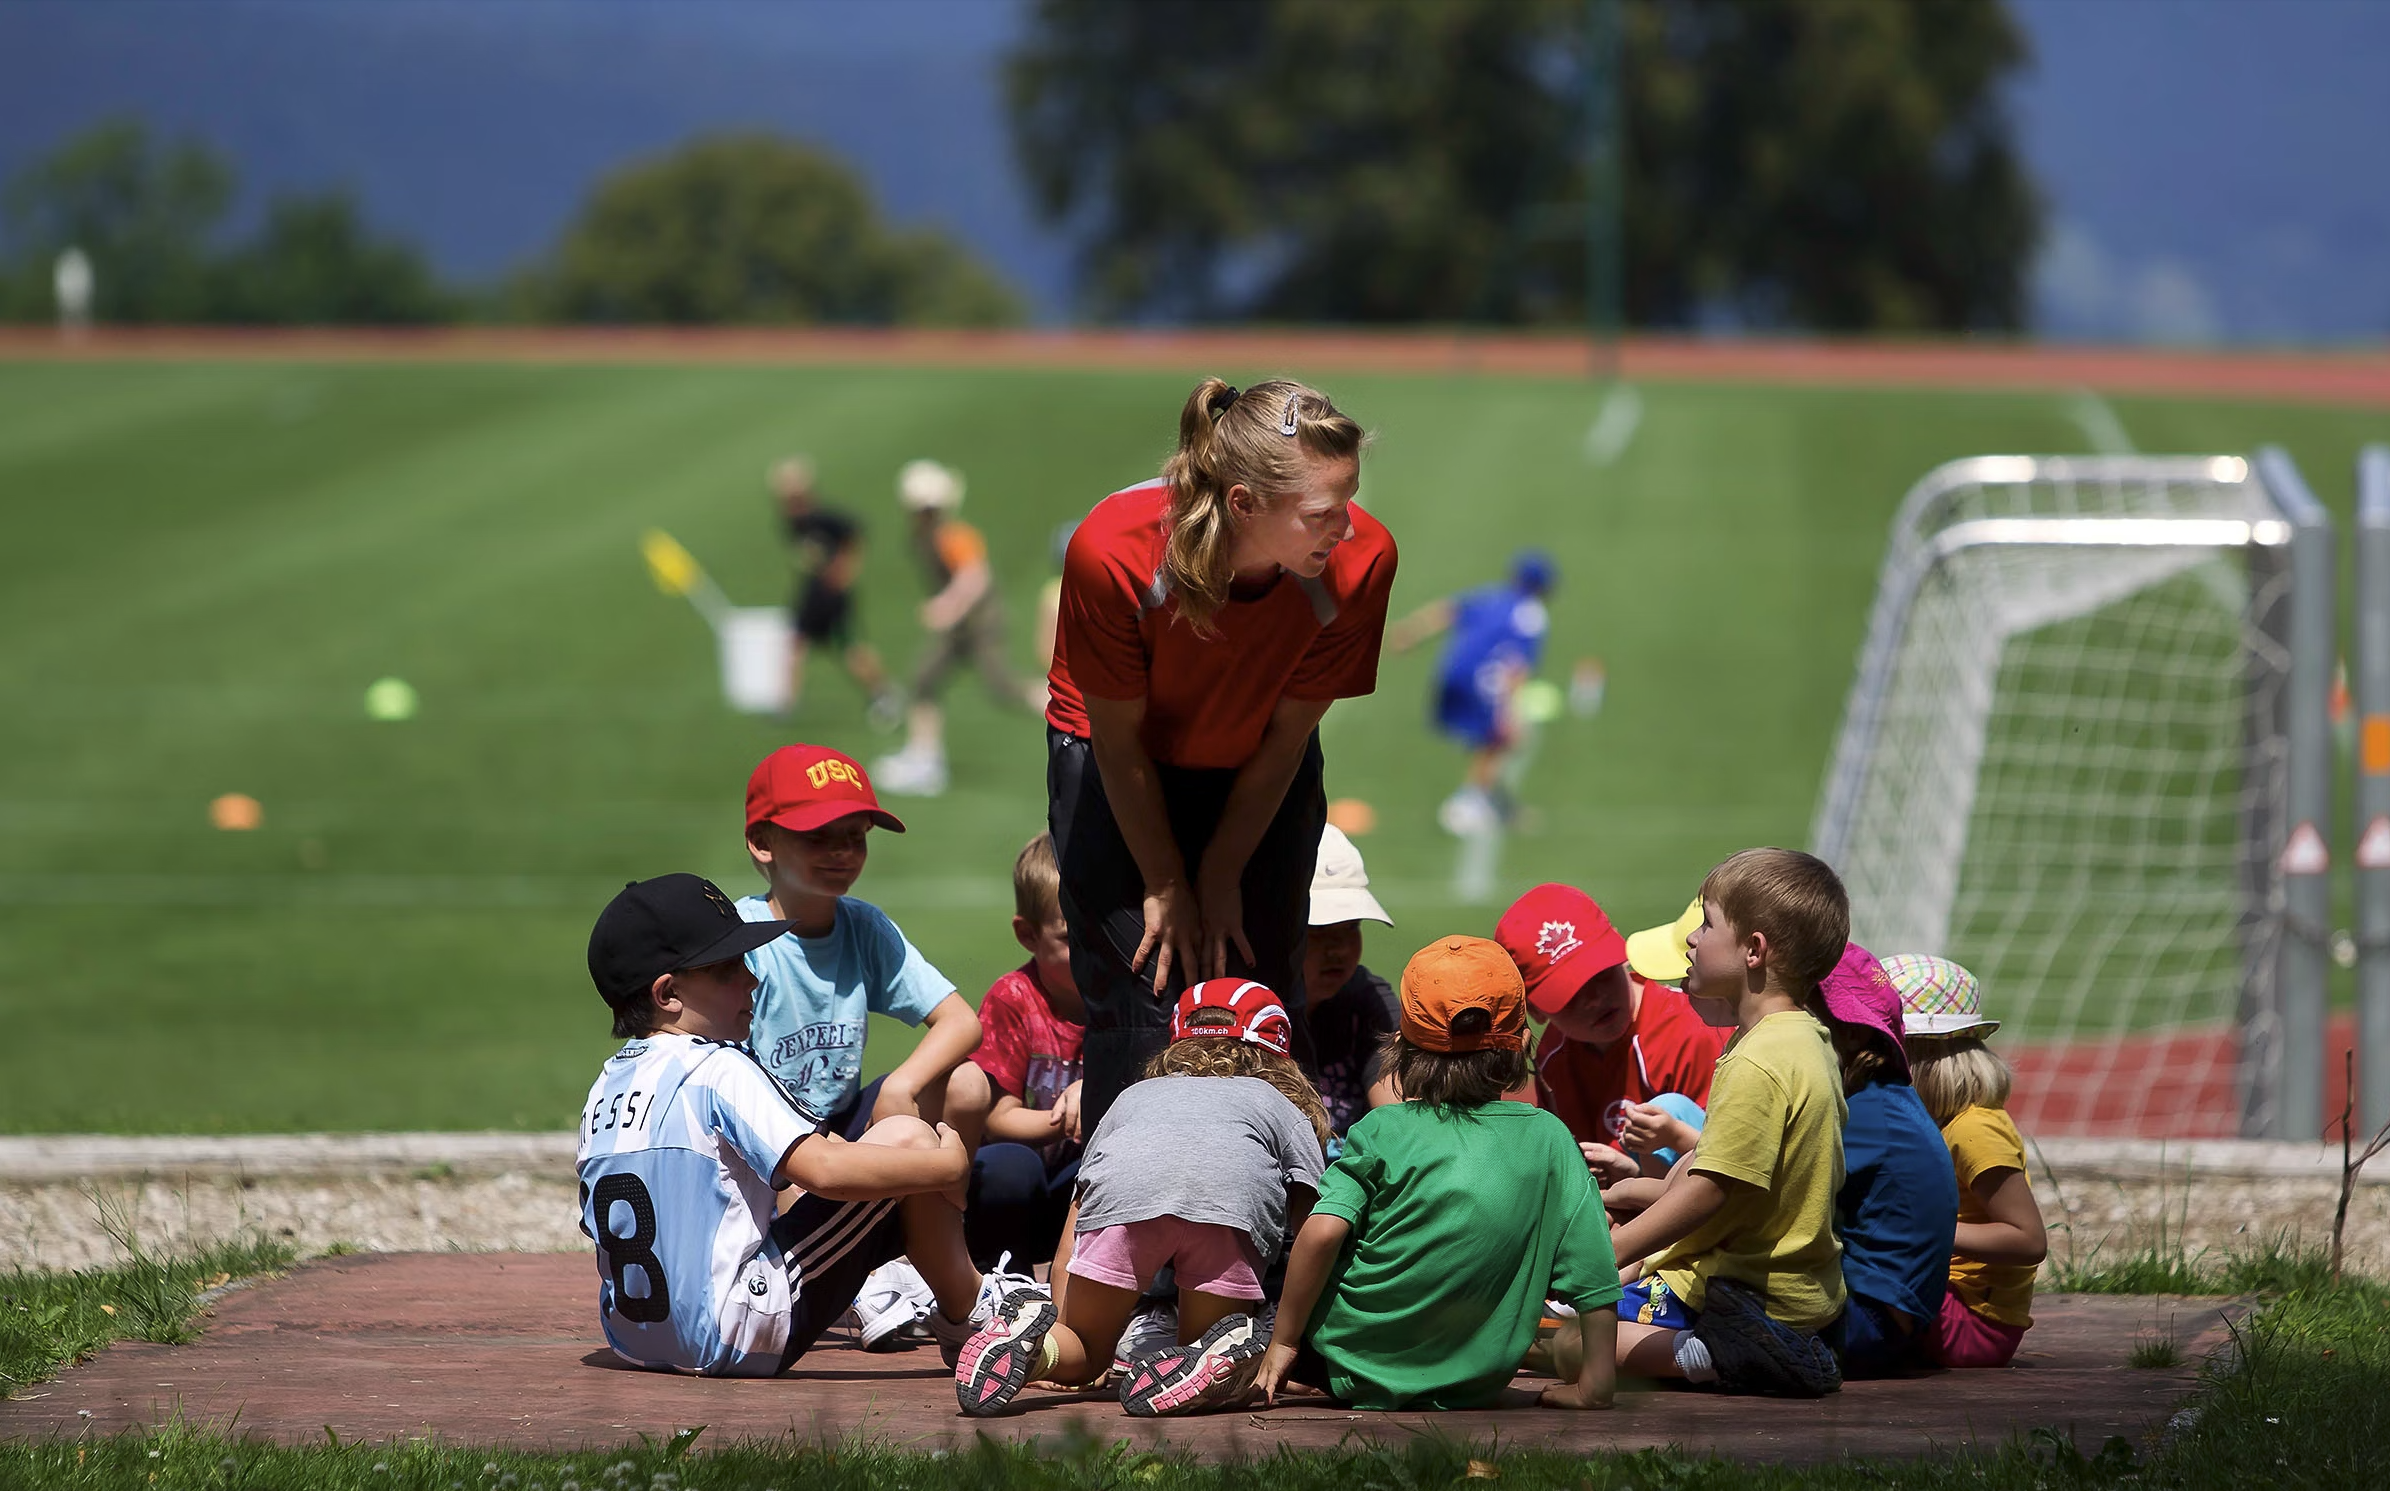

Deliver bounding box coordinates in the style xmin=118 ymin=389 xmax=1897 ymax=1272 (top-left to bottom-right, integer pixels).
xmin=0 ymin=1254 xmax=2238 ymax=1463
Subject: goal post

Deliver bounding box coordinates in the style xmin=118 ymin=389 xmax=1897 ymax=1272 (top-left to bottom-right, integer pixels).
xmin=1813 ymin=451 xmax=2334 ymax=1140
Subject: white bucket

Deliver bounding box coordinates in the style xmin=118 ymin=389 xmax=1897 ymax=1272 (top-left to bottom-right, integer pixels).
xmin=718 ymin=608 xmax=793 ymax=714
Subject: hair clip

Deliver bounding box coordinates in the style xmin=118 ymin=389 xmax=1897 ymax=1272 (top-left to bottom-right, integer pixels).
xmin=1278 ymin=392 xmax=1301 ymax=436
xmin=1212 ymin=384 xmax=1239 ymax=418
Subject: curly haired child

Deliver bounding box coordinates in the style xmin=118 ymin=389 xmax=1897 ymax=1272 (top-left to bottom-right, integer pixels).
xmin=1887 ymin=953 xmax=2047 ymax=1369
xmin=954 ymin=978 xmax=1328 ymax=1417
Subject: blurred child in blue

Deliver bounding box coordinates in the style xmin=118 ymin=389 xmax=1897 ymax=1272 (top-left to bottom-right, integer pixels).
xmin=1389 ymin=550 xmax=1557 ymax=835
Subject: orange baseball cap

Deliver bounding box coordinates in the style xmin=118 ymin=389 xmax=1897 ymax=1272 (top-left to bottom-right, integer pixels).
xmin=745 ymin=744 xmax=906 ymax=834
xmin=1398 ymin=936 xmax=1528 ymax=1053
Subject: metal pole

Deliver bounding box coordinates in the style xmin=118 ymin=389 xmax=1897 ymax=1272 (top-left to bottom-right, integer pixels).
xmin=1584 ymin=0 xmax=1621 ymax=383
xmin=2257 ymin=446 xmax=2334 ymax=1140
xmin=2358 ymin=443 xmax=2390 ymax=1138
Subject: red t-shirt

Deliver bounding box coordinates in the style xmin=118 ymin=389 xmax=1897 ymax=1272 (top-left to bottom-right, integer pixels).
xmin=971 ymin=964 xmax=1087 ymax=1103
xmin=1045 ymin=480 xmax=1399 ymax=768
xmin=1535 ymin=975 xmax=1731 ymax=1149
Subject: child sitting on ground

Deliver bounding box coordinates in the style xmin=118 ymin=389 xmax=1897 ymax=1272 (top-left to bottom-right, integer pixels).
xmin=1811 ymin=944 xmax=1958 ymax=1379
xmin=965 ymin=832 xmax=1088 ymax=1272
xmin=1605 ymin=849 xmax=1849 ymax=1397
xmin=577 ymin=874 xmax=1008 ymax=1375
xmin=1256 ymin=936 xmax=1621 ymax=1412
xmin=1887 ymin=954 xmax=2047 ymax=1369
xmin=1496 ymin=887 xmax=1728 ymax=1181
xmin=955 ymin=979 xmax=1329 ymax=1417
xmin=1301 ymin=824 xmax=1400 ymax=1134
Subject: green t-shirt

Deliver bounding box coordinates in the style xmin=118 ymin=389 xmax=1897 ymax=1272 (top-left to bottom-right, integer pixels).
xmin=1307 ymin=1099 xmax=1622 ymax=1411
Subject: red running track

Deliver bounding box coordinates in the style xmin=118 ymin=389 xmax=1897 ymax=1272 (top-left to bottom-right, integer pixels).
xmin=2007 ymin=1013 xmax=2358 ymax=1138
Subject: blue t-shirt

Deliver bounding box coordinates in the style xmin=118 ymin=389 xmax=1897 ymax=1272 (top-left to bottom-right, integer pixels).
xmin=1838 ymin=1079 xmax=1959 ymax=1323
xmin=739 ymin=894 xmax=955 ymax=1118
xmin=1435 ymin=583 xmax=1548 ymax=700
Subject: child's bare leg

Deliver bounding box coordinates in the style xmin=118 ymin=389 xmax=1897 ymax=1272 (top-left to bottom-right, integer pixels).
xmin=1042 ymin=1274 xmax=1141 ymax=1386
xmin=844 ymin=1116 xmax=978 ymax=1321
xmin=916 ymin=1061 xmax=991 ymax=1153
xmin=1048 ymin=1197 xmax=1078 ymax=1315
xmin=1176 ymin=1287 xmax=1262 ymax=1344
xmin=1617 ymin=1320 xmax=1687 ymax=1378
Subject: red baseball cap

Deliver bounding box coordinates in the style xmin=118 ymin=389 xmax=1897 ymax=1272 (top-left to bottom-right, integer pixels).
xmin=1172 ymin=978 xmax=1293 ymax=1057
xmin=1494 ymin=884 xmax=1630 ymax=1018
xmin=745 ymin=745 xmax=906 ymax=835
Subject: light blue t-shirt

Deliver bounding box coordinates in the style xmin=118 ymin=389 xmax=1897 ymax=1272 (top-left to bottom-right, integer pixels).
xmin=738 ymin=893 xmax=954 ymax=1118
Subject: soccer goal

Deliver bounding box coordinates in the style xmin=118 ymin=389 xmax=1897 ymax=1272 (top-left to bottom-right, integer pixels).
xmin=1813 ymin=452 xmax=2334 ymax=1140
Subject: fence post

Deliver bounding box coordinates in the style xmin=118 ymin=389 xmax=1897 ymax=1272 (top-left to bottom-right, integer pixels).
xmin=2257 ymin=447 xmax=2333 ymax=1140
xmin=2358 ymin=444 xmax=2390 ymax=1139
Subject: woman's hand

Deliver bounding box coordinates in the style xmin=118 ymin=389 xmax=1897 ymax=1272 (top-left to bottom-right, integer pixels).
xmin=1197 ymin=865 xmax=1256 ymax=978
xmin=1134 ymin=878 xmax=1204 ymax=995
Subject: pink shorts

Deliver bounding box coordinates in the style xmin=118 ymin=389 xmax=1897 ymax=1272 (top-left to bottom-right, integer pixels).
xmin=1929 ymin=1290 xmax=2028 ymax=1368
xmin=1067 ymin=1217 xmax=1265 ymax=1301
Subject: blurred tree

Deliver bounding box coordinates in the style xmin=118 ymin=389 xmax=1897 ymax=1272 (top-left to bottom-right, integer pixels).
xmin=214 ymin=192 xmax=449 ymax=324
xmin=537 ymin=134 xmax=1021 ymax=326
xmin=1008 ymin=0 xmax=2039 ymax=330
xmin=2 ymin=117 xmax=232 ymax=322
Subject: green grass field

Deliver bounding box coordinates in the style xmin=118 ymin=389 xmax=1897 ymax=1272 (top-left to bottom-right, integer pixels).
xmin=2 ymin=355 xmax=2383 ymax=1132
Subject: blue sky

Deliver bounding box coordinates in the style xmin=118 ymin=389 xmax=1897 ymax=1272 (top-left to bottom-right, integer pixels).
xmin=2 ymin=0 xmax=2384 ymax=341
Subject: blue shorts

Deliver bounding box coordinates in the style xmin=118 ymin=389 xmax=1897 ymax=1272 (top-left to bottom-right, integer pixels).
xmin=1618 ymin=1276 xmax=1697 ymax=1331
xmin=1433 ymin=676 xmax=1504 ymax=749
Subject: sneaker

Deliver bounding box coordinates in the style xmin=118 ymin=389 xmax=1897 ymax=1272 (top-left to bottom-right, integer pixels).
xmin=1437 ymin=786 xmax=1499 ymax=838
xmin=871 ymin=747 xmax=948 ymax=798
xmin=924 ymin=1252 xmax=1044 ymax=1370
xmin=1111 ymin=1299 xmax=1178 ymax=1376
xmin=854 ymin=1259 xmax=933 ymax=1352
xmin=1118 ymin=1312 xmax=1267 ymax=1416
xmin=1692 ymin=1278 xmax=1840 ymax=1398
xmin=953 ymin=1287 xmax=1057 ymax=1417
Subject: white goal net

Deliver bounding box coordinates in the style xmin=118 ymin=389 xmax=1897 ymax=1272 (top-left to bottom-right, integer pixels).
xmin=1814 ymin=455 xmax=2315 ymax=1139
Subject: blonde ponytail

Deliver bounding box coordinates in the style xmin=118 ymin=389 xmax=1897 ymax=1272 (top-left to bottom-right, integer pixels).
xmin=1160 ymin=376 xmax=1364 ymax=634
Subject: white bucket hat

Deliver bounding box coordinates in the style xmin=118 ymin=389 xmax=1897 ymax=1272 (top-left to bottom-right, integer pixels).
xmin=897 ymin=459 xmax=964 ymax=512
xmin=1308 ymin=824 xmax=1391 ymax=927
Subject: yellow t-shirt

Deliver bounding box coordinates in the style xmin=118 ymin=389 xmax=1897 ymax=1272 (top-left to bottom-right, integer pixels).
xmin=1943 ymin=1105 xmax=2037 ymax=1328
xmin=1655 ymin=1008 xmax=1847 ymax=1331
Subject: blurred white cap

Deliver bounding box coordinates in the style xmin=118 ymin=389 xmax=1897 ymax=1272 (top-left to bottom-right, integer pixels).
xmin=898 ymin=459 xmax=965 ymax=512
xmin=1309 ymin=824 xmax=1391 ymax=927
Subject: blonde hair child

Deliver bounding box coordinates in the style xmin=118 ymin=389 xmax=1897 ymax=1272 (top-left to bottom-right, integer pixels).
xmin=1885 ymin=954 xmax=2048 ymax=1369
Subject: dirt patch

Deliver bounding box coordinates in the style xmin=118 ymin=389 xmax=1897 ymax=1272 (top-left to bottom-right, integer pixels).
xmin=0 ymin=1251 xmax=2243 ymax=1461
xmin=5 ymin=326 xmax=2388 ymax=408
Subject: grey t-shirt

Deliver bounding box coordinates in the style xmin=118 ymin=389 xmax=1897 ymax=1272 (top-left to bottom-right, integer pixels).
xmin=1075 ymin=1074 xmax=1328 ymax=1260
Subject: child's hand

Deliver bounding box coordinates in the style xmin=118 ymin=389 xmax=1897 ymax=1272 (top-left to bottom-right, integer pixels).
xmin=1056 ymin=1080 xmax=1084 ymax=1143
xmin=1537 ymin=1377 xmax=1614 ymax=1410
xmin=1580 ymin=1142 xmax=1640 ymax=1185
xmin=1619 ymin=1103 xmax=1697 ymax=1156
xmin=1253 ymin=1339 xmax=1301 ymax=1406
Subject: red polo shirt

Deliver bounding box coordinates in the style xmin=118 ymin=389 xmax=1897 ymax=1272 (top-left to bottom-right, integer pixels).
xmin=1045 ymin=480 xmax=1398 ymax=768
xmin=1535 ymin=976 xmax=1732 ymax=1149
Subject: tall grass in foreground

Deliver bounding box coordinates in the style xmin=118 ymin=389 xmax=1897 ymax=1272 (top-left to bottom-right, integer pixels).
xmin=1 ymin=1271 xmax=2384 ymax=1491
xmin=0 ymin=1224 xmax=294 ymax=1397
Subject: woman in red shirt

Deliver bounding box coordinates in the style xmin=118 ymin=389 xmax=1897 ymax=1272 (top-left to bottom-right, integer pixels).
xmin=1046 ymin=377 xmax=1398 ymax=1129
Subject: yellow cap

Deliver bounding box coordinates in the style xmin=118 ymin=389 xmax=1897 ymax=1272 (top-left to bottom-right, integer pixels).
xmin=1625 ymin=897 xmax=1702 ymax=983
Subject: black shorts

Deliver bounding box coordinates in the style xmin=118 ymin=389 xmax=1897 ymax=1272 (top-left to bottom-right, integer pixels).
xmin=793 ymin=579 xmax=855 ymax=645
xmin=768 ymin=1076 xmax=907 ymax=1369
xmin=1046 ymin=727 xmax=1326 ymax=1135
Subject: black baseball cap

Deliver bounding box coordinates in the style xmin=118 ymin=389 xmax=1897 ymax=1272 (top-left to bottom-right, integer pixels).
xmin=588 ymin=874 xmax=792 ymax=1012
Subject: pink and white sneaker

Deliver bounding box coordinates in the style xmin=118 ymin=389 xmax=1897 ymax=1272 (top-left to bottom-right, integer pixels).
xmin=952 ymin=1287 xmax=1056 ymax=1417
xmin=1117 ymin=1313 xmax=1266 ymax=1416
